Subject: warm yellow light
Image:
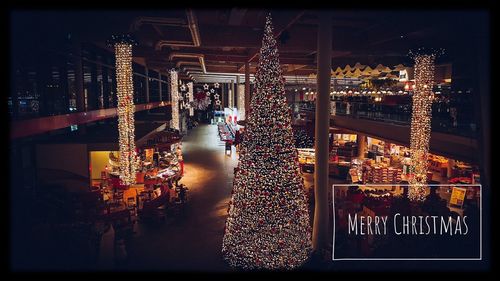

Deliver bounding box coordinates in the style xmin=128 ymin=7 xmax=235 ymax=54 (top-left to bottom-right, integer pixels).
xmin=408 ymin=53 xmax=437 ymax=201
xmin=170 ymin=70 xmax=180 ymax=130
xmin=114 ymin=43 xmax=137 ymax=185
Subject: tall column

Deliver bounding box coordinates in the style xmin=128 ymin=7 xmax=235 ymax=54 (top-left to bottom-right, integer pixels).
xmin=312 ymin=11 xmax=332 ymax=253
xmin=169 ymin=70 xmax=180 ymax=130
xmin=222 ymin=83 xmax=226 ymax=108
xmin=357 ymin=134 xmax=367 ymax=158
xmin=188 ymin=81 xmax=194 ymax=116
xmin=236 ymin=75 xmax=240 ymax=110
xmin=230 ymin=80 xmax=235 ymax=108
xmin=113 ymin=40 xmax=137 ymax=185
xmin=237 ymin=83 xmax=245 ymax=121
xmin=408 ymin=48 xmax=441 ymax=201
xmin=245 ymin=61 xmax=251 ymax=119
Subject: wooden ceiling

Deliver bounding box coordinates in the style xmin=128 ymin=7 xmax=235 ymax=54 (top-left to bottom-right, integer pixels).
xmin=11 ymin=9 xmax=485 ymax=83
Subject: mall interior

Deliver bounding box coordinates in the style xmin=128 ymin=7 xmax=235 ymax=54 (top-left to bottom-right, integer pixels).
xmin=9 ymin=9 xmax=490 ymax=271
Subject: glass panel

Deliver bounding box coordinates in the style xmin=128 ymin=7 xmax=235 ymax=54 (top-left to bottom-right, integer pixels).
xmin=133 ymin=74 xmax=146 ymax=104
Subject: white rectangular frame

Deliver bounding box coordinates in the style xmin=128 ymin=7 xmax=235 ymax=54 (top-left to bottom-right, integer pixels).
xmin=331 ymin=184 xmax=482 ymax=261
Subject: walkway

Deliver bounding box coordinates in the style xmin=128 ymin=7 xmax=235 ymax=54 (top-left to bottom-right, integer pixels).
xmin=125 ymin=124 xmax=237 ymax=271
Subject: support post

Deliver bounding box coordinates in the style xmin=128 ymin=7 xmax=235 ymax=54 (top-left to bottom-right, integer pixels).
xmin=312 ymin=11 xmax=332 ymax=253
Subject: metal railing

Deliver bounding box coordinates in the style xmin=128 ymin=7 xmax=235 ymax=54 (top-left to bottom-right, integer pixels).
xmin=299 ymin=101 xmax=477 ymax=138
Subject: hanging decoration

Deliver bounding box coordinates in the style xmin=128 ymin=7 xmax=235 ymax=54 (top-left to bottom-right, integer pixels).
xmin=213 ymin=92 xmax=221 ymax=108
xmin=407 ymin=47 xmax=444 ymax=202
xmin=212 ymin=86 xmax=221 ymax=109
xmin=203 ymin=83 xmax=209 ymax=90
xmin=108 ymin=34 xmax=138 ymax=185
xmin=221 ymin=13 xmax=312 ymax=270
xmin=193 ymin=91 xmax=211 ymax=110
xmin=179 ymin=81 xmax=191 ymax=110
xmin=169 ymin=69 xmax=180 ymax=130
xmin=214 ymin=82 xmax=220 ymax=89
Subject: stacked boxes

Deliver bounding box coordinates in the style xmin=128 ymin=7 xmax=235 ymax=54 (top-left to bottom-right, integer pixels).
xmin=364 ymin=164 xmax=403 ymax=183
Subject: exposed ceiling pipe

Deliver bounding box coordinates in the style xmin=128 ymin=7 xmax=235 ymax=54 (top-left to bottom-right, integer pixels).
xmin=154 ymin=9 xmax=201 ymax=50
xmin=169 ymin=53 xmax=207 ymax=73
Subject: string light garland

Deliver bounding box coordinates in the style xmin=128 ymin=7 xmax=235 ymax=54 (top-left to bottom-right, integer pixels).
xmin=170 ymin=69 xmax=180 ymax=130
xmin=229 ymin=89 xmax=233 ymax=108
xmin=108 ymin=35 xmax=138 ymax=185
xmin=222 ymin=14 xmax=312 ymax=270
xmin=187 ymin=82 xmax=194 ymax=116
xmin=237 ymin=84 xmax=245 ymax=120
xmin=407 ymin=47 xmax=444 ymax=201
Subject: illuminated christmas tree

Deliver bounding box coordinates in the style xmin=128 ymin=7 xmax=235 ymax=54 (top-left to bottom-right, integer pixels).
xmin=222 ymin=14 xmax=312 ymax=270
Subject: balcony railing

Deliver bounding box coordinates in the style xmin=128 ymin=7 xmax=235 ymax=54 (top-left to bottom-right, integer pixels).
xmin=300 ymin=101 xmax=477 ymax=138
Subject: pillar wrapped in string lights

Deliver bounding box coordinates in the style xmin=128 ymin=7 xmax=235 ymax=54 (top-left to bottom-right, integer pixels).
xmin=187 ymin=82 xmax=194 ymax=116
xmin=237 ymin=84 xmax=245 ymax=121
xmin=408 ymin=47 xmax=444 ymax=201
xmin=108 ymin=35 xmax=138 ymax=185
xmin=222 ymin=14 xmax=312 ymax=270
xmin=169 ymin=69 xmax=180 ymax=130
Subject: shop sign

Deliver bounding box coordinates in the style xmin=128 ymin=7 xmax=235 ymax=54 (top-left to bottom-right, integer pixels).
xmin=449 ymin=187 xmax=467 ymax=207
xmin=399 ymin=69 xmax=408 ymax=82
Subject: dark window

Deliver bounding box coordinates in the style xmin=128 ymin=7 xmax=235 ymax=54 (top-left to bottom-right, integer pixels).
xmin=133 ymin=74 xmax=147 ymax=104
xmin=149 ymin=77 xmax=160 ymax=102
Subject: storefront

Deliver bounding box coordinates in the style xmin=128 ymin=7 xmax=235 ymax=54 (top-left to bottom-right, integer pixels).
xmin=347 ymin=136 xmax=479 ymax=184
xmin=296 ymin=132 xmax=479 ymax=185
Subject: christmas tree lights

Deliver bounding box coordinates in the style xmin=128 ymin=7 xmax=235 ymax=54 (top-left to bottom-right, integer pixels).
xmin=110 ymin=35 xmax=138 ymax=185
xmin=222 ymin=14 xmax=312 ymax=270
xmin=170 ymin=69 xmax=180 ymax=130
xmin=408 ymin=48 xmax=444 ymax=201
